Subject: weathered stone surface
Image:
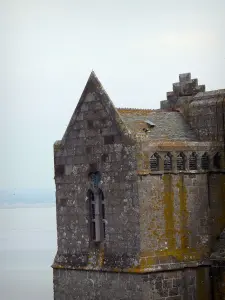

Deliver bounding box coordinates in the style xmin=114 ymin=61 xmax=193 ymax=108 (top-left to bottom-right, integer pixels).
xmin=53 ymin=268 xmax=211 ymax=300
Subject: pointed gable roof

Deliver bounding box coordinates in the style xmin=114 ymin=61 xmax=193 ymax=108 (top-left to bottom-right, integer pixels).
xmin=76 ymin=70 xmax=105 ymax=108
xmin=61 ymin=71 xmax=131 ymax=143
xmin=58 ymin=72 xmax=198 ymax=147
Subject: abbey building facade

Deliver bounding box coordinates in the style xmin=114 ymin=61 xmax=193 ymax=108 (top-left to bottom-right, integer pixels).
xmin=52 ymin=72 xmax=225 ymax=299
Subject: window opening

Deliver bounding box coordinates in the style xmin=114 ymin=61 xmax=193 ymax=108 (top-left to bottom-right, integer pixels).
xmin=104 ymin=135 xmax=114 ymax=145
xmin=213 ymin=152 xmax=221 ymax=169
xmin=87 ymin=172 xmax=106 ymax=242
xmin=87 ymin=190 xmax=96 ymax=241
xmin=164 ymin=153 xmax=172 ymax=171
xmin=189 ymin=152 xmax=197 ymax=170
xmin=92 ymin=222 xmax=96 ymax=241
xmin=99 ymin=189 xmax=106 ymax=239
xmin=201 ymin=153 xmax=209 ymax=170
xmin=177 ymin=153 xmax=185 ymax=171
xmin=55 ymin=165 xmax=64 ymax=177
xmin=150 ymin=153 xmax=160 ymax=171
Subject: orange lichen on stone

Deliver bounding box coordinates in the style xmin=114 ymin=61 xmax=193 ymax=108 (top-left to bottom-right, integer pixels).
xmin=142 ymin=140 xmax=217 ymax=151
xmin=117 ymin=108 xmax=155 ymax=116
xmin=98 ymin=247 xmax=104 ymax=268
xmin=163 ymin=174 xmax=176 ymax=249
xmin=177 ymin=176 xmax=188 ymax=249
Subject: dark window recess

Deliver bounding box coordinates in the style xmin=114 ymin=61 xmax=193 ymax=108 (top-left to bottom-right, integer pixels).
xmin=100 ymin=190 xmax=106 ymax=239
xmin=87 ymin=120 xmax=93 ymax=129
xmin=150 ymin=153 xmax=160 ymax=171
xmin=100 ymin=189 xmax=104 ymax=201
xmin=177 ymin=153 xmax=185 ymax=171
xmin=189 ymin=152 xmax=197 ymax=170
xmin=102 ymin=204 xmax=105 ymax=219
xmin=164 ymin=153 xmax=172 ymax=171
xmin=201 ymin=153 xmax=209 ymax=170
xmin=59 ymin=198 xmax=67 ymax=207
xmin=87 ymin=189 xmax=96 ymax=241
xmin=103 ymin=222 xmax=106 ymax=238
xmin=86 ymin=146 xmax=92 ymax=154
xmin=55 ymin=165 xmax=64 ymax=177
xmin=101 ymin=153 xmax=108 ymax=162
xmin=104 ymin=135 xmax=114 ymax=145
xmin=88 ymin=187 xmax=106 ymax=242
xmin=91 ymin=204 xmax=95 ymax=219
xmin=91 ymin=222 xmax=96 ymax=240
xmin=89 ymin=163 xmax=97 ymax=172
xmin=213 ymin=153 xmax=221 ymax=169
xmin=88 ymin=189 xmax=94 ymax=201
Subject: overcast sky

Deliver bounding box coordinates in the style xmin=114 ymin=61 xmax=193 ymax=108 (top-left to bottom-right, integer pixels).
xmin=1 ymin=0 xmax=225 ymax=190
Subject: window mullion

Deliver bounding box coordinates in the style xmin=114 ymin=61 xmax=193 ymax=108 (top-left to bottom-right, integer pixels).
xmin=94 ymin=191 xmax=101 ymax=242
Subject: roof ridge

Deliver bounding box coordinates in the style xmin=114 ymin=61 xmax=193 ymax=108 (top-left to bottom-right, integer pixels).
xmin=117 ymin=108 xmax=162 ymax=114
xmin=117 ymin=107 xmax=156 ymax=111
xmin=117 ymin=108 xmax=180 ymax=112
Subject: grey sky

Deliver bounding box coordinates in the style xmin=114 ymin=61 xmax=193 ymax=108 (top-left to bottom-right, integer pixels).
xmin=1 ymin=0 xmax=225 ymax=190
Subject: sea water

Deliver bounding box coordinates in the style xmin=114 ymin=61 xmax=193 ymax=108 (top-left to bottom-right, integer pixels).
xmin=0 ymin=207 xmax=57 ymax=300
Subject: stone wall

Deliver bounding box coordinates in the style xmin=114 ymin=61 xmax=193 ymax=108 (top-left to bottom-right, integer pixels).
xmin=52 ymin=72 xmax=225 ymax=299
xmin=138 ymin=173 xmax=210 ymax=268
xmin=53 ymin=267 xmax=211 ymax=300
xmin=136 ymin=140 xmax=225 ymax=268
xmin=188 ymin=91 xmax=225 ymax=142
xmin=209 ymin=173 xmax=225 ymax=244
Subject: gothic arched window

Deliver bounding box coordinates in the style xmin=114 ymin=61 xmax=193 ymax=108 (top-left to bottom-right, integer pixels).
xmin=164 ymin=153 xmax=172 ymax=171
xmin=177 ymin=152 xmax=185 ymax=171
xmin=201 ymin=152 xmax=209 ymax=170
xmin=150 ymin=153 xmax=160 ymax=171
xmin=189 ymin=152 xmax=197 ymax=170
xmin=87 ymin=172 xmax=105 ymax=242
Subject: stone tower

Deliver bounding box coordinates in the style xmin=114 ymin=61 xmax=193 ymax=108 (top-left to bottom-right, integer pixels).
xmin=52 ymin=72 xmax=225 ymax=299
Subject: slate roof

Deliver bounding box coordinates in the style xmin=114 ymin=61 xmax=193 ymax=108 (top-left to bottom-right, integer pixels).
xmin=117 ymin=108 xmax=198 ymax=141
xmin=210 ymin=229 xmax=225 ymax=261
